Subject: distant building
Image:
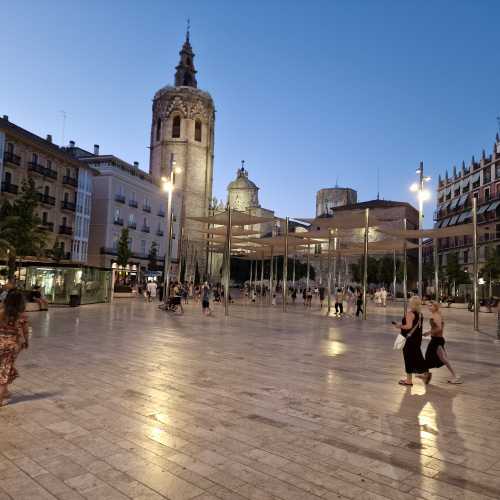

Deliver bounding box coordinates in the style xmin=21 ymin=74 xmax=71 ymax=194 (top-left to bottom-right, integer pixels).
xmin=66 ymin=143 xmax=174 ymax=274
xmin=227 ymin=166 xmax=275 ymax=237
xmin=316 ymin=187 xmax=357 ymax=216
xmin=0 ymin=116 xmax=95 ymax=263
xmin=435 ymin=133 xmax=500 ymax=272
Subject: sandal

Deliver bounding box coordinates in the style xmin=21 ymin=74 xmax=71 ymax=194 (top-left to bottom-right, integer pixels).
xmin=448 ymin=377 xmax=463 ymax=384
xmin=398 ymin=380 xmax=413 ymax=386
xmin=424 ymin=373 xmax=432 ymax=385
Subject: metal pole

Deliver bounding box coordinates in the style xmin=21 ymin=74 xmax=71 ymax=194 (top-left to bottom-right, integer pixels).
xmin=269 ymin=245 xmax=274 ymax=305
xmin=362 ymin=208 xmax=369 ymax=320
xmin=393 ymin=249 xmax=397 ymax=299
xmin=327 ymin=230 xmax=332 ymax=315
xmin=176 ymin=226 xmax=184 ymax=282
xmin=283 ymin=217 xmax=289 ymax=312
xmin=418 ymin=161 xmax=424 ymax=298
xmin=249 ymin=258 xmax=253 ymax=294
xmin=224 ymin=205 xmax=232 ymax=316
xmin=473 ymin=197 xmax=479 ymax=331
xmin=403 ymin=218 xmax=408 ymax=315
xmin=306 ymin=243 xmax=310 ymax=290
xmin=333 ymin=237 xmax=338 ymax=292
xmin=433 ymin=239 xmax=439 ymax=301
xmin=292 ymin=254 xmax=296 ymax=288
xmin=163 ymin=169 xmax=174 ymax=303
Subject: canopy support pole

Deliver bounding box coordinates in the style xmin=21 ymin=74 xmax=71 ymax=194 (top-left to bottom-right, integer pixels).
xmin=327 ymin=230 xmax=332 ymax=315
xmin=224 ymin=205 xmax=232 ymax=317
xmin=333 ymin=237 xmax=338 ymax=293
xmin=362 ymin=208 xmax=369 ymax=320
xmin=306 ymin=243 xmax=311 ymax=290
xmin=249 ymin=258 xmax=253 ymax=296
xmin=260 ymin=253 xmax=264 ymax=304
xmin=403 ymin=218 xmax=408 ymax=315
xmin=473 ymin=197 xmax=479 ymax=332
xmin=433 ymin=239 xmax=439 ymax=301
xmin=283 ymin=217 xmax=289 ymax=312
xmin=393 ymin=249 xmax=397 ymax=299
xmin=269 ymin=245 xmax=274 ymax=305
xmin=292 ymin=254 xmax=296 ymax=288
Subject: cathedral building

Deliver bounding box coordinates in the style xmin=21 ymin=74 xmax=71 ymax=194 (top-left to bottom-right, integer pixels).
xmin=149 ymin=29 xmax=215 ymax=278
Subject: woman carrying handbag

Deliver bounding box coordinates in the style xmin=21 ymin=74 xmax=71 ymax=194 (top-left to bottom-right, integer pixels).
xmin=393 ymin=296 xmax=430 ymax=386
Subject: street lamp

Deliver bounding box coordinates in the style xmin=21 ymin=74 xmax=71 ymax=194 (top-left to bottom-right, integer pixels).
xmin=410 ymin=161 xmax=431 ymax=298
xmin=162 ymin=155 xmax=181 ymax=303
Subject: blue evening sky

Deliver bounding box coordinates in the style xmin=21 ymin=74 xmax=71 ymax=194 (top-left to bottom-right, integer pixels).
xmin=2 ymin=0 xmax=500 ymax=226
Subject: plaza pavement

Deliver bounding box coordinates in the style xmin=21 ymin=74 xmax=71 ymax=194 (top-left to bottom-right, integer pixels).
xmin=0 ymin=297 xmax=499 ymax=500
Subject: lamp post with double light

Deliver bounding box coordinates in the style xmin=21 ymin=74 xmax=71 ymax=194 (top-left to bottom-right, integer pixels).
xmin=162 ymin=156 xmax=181 ymax=303
xmin=410 ymin=161 xmax=431 ymax=298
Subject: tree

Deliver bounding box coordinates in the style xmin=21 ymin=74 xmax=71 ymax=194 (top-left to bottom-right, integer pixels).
xmin=445 ymin=252 xmax=469 ymax=293
xmin=148 ymin=241 xmax=158 ymax=271
xmin=480 ymin=251 xmax=500 ymax=281
xmin=116 ymin=228 xmax=132 ymax=267
xmin=194 ymin=260 xmax=200 ymax=285
xmin=47 ymin=240 xmax=66 ymax=264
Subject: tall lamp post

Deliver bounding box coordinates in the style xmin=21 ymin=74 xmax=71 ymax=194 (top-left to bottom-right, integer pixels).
xmin=410 ymin=161 xmax=431 ymax=298
xmin=162 ymin=156 xmax=181 ymax=303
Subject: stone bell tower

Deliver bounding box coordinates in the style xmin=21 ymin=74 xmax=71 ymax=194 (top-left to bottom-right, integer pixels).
xmin=149 ymin=26 xmax=215 ymax=279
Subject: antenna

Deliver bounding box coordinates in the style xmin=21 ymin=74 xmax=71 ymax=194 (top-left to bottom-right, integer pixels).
xmin=377 ymin=166 xmax=380 ymax=200
xmin=186 ymin=18 xmax=191 ymax=41
xmin=59 ymin=110 xmax=67 ymax=145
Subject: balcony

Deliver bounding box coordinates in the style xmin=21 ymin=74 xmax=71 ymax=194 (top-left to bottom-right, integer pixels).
xmin=44 ymin=167 xmax=58 ymax=180
xmin=129 ymin=199 xmax=138 ymax=208
xmin=141 ymin=226 xmax=150 ymax=233
xmin=61 ymin=200 xmax=76 ymax=211
xmin=59 ymin=225 xmax=73 ymax=236
xmin=115 ymin=194 xmax=126 ymax=204
xmin=40 ymin=221 xmax=54 ymax=232
xmin=3 ymin=151 xmax=21 ymax=166
xmin=36 ymin=193 xmax=56 ymax=206
xmin=1 ymin=182 xmax=18 ymax=194
xmin=128 ymin=222 xmax=137 ymax=230
xmin=28 ymin=162 xmax=45 ymax=176
xmin=113 ymin=218 xmax=124 ymax=226
xmin=62 ymin=175 xmax=78 ymax=187
xmin=101 ymin=247 xmax=117 ymax=256
xmin=156 ymin=229 xmax=164 ymax=237
xmin=158 ymin=210 xmax=166 ymax=217
xmin=143 ymin=205 xmax=151 ymax=213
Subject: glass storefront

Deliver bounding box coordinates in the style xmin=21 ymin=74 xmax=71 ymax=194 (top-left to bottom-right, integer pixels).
xmin=24 ymin=266 xmax=111 ymax=305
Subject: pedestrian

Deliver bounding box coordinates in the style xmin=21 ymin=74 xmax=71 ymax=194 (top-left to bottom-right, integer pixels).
xmin=291 ymin=288 xmax=297 ymax=304
xmin=146 ymin=280 xmax=157 ymax=302
xmin=334 ymin=288 xmax=344 ymax=317
xmin=272 ymin=292 xmax=277 ymax=306
xmin=319 ymin=287 xmax=325 ymax=308
xmin=423 ymin=301 xmax=462 ymax=384
xmin=307 ymin=288 xmax=313 ymax=307
xmin=0 ymin=290 xmax=30 ymax=406
xmin=355 ymin=288 xmax=363 ymax=317
xmin=393 ymin=296 xmax=430 ymax=386
xmin=346 ymin=287 xmax=356 ymax=316
xmin=381 ymin=287 xmax=387 ymax=307
xmin=201 ymin=282 xmax=211 ymax=316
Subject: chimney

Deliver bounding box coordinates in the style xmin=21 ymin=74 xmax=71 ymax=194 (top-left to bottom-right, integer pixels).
xmin=2 ymin=115 xmax=8 ymax=121
xmin=46 ymin=134 xmax=52 ymax=143
xmin=133 ymin=161 xmax=139 ymax=168
xmin=69 ymin=140 xmax=75 ymax=148
xmin=93 ymin=144 xmax=100 ymax=155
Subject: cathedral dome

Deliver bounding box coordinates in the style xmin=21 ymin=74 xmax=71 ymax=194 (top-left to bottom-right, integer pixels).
xmin=227 ymin=167 xmax=258 ymax=191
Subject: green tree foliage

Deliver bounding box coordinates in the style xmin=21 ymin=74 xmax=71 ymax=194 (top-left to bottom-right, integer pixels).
xmin=116 ymin=228 xmax=132 ymax=267
xmin=445 ymin=252 xmax=470 ymax=290
xmin=47 ymin=240 xmax=66 ymax=263
xmin=194 ymin=260 xmax=200 ymax=285
xmin=480 ymin=250 xmax=500 ymax=281
xmin=148 ymin=241 xmax=158 ymax=271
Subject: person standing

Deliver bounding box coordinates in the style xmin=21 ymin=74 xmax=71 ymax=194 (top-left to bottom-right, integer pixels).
xmin=355 ymin=288 xmax=363 ymax=318
xmin=201 ymin=282 xmax=211 ymax=316
xmin=423 ymin=302 xmax=462 ymax=384
xmin=319 ymin=286 xmax=325 ymax=308
xmin=0 ymin=291 xmax=30 ymax=406
xmin=393 ymin=296 xmax=430 ymax=386
xmin=146 ymin=280 xmax=157 ymax=302
xmin=381 ymin=287 xmax=387 ymax=307
xmin=334 ymin=288 xmax=344 ymax=317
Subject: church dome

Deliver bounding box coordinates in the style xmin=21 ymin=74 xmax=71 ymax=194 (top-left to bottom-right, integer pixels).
xmin=227 ymin=167 xmax=258 ymax=191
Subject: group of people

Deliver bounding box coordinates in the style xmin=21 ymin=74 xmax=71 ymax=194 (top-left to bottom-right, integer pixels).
xmin=373 ymin=287 xmax=389 ymax=307
xmin=394 ymin=296 xmax=462 ymax=386
xmin=0 ymin=285 xmax=30 ymax=407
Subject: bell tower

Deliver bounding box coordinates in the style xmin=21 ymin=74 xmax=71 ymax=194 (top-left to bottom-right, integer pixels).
xmin=149 ymin=27 xmax=215 ymax=279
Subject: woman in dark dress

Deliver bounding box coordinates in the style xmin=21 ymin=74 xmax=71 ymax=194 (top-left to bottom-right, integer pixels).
xmin=393 ymin=296 xmax=430 ymax=386
xmin=423 ymin=302 xmax=462 ymax=384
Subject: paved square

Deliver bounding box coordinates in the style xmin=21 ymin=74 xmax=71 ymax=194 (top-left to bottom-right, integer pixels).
xmin=1 ymin=299 xmax=499 ymax=499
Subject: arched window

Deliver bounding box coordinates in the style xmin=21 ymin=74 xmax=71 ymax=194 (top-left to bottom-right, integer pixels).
xmin=172 ymin=116 xmax=181 ymax=138
xmin=195 ymin=120 xmax=202 ymax=142
xmin=44 ymin=186 xmax=50 ymax=196
xmin=156 ymin=118 xmax=162 ymax=142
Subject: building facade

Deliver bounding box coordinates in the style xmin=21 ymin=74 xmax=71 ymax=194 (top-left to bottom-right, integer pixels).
xmin=0 ymin=116 xmax=94 ymax=263
xmin=316 ymin=187 xmax=358 ymax=216
xmin=148 ymin=30 xmax=215 ymax=278
xmin=69 ymin=147 xmax=173 ymax=273
xmin=435 ymin=133 xmax=500 ymax=272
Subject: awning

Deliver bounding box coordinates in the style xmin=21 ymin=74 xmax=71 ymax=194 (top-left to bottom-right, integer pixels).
xmin=471 ymin=172 xmax=480 ymax=184
xmin=434 ymin=220 xmax=442 ymax=229
xmin=441 ymin=218 xmax=450 ymax=228
xmin=449 ymin=215 xmax=460 ymax=226
xmin=440 ymin=200 xmax=450 ymax=211
xmin=457 ymin=193 xmax=469 ymax=207
xmin=444 ymin=186 xmax=452 ymax=196
xmin=458 ymin=211 xmax=472 ymax=223
xmin=487 ymin=200 xmax=500 ymax=212
xmin=452 ymin=182 xmax=461 ymax=193
xmin=477 ymin=204 xmax=491 ymax=215
xmin=461 ymin=178 xmax=470 ymax=189
xmin=449 ymin=197 xmax=459 ymax=210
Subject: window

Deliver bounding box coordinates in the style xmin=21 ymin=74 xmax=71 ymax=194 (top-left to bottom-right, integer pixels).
xmin=47 ymin=160 xmax=52 ymax=170
xmin=65 ymin=168 xmax=70 ymax=178
xmin=140 ymin=240 xmax=146 ymax=255
xmin=485 ymin=187 xmax=490 ymax=201
xmin=32 ymin=153 xmax=38 ymax=164
xmin=114 ymin=208 xmax=120 ymax=221
xmin=172 ymin=116 xmax=181 ymax=138
xmin=42 ymin=212 xmax=48 ymax=224
xmin=195 ymin=120 xmax=202 ymax=142
xmin=496 ymin=164 xmax=500 ymax=179
xmin=463 ymin=250 xmax=469 ymax=264
xmin=116 ymin=184 xmax=124 ymax=196
xmin=156 ymin=118 xmax=162 ymax=142
xmin=44 ymin=186 xmax=50 ymax=196
xmin=454 ymin=188 xmax=460 ymax=197
xmin=143 ymin=217 xmax=148 ymax=226
xmin=112 ymin=235 xmax=118 ymax=250
xmin=473 ymin=191 xmax=479 ymax=200
xmin=128 ymin=214 xmax=135 ymax=224
xmin=128 ymin=238 xmax=133 ymax=250
xmin=131 ymin=191 xmax=136 ymax=202
xmin=62 ymin=216 xmax=67 ymax=227
xmin=64 ymin=192 xmax=69 ymax=202
xmin=59 ymin=242 xmax=64 ymax=252
xmin=472 ymin=179 xmax=480 ymax=190
xmin=484 ymin=168 xmax=491 ymax=184
xmin=6 ymin=143 xmax=13 ymax=154
xmin=496 ymin=224 xmax=500 ymax=240
xmin=4 ymin=171 xmax=11 ymax=184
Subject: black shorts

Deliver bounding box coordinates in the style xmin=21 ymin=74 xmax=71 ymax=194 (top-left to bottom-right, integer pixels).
xmin=202 ymin=300 xmax=209 ymax=309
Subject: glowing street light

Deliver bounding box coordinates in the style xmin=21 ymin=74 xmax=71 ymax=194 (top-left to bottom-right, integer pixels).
xmin=410 ymin=161 xmax=431 ymax=298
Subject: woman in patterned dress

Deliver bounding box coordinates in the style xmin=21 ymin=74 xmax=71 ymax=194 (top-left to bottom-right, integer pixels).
xmin=0 ymin=290 xmax=29 ymax=406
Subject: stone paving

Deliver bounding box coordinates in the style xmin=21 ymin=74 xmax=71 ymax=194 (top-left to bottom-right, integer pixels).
xmin=1 ymin=298 xmax=500 ymax=500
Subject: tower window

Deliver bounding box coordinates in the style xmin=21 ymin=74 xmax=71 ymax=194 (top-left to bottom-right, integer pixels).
xmin=195 ymin=120 xmax=202 ymax=142
xmin=156 ymin=118 xmax=162 ymax=142
xmin=172 ymin=116 xmax=181 ymax=138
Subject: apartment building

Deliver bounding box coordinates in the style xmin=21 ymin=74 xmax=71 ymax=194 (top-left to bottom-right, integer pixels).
xmin=435 ymin=133 xmax=500 ymax=271
xmin=0 ymin=116 xmax=94 ymax=262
